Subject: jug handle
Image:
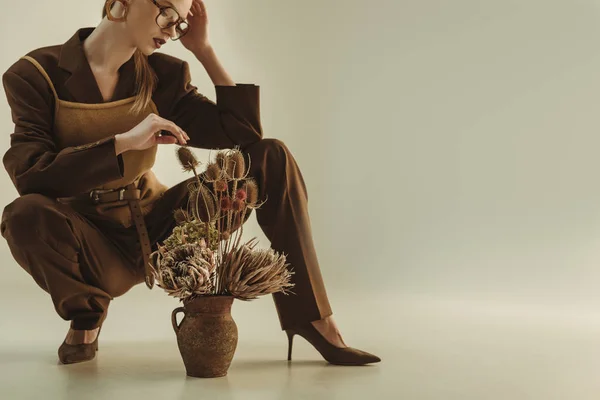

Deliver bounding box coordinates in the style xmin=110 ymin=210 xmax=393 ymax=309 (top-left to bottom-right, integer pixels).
xmin=171 ymin=307 xmax=185 ymax=333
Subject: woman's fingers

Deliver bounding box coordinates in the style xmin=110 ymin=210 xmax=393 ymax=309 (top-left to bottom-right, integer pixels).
xmin=169 ymin=120 xmax=189 ymax=141
xmin=147 ymin=115 xmax=190 ymax=145
xmin=188 ymin=1 xmax=197 ymax=17
xmin=196 ymin=0 xmax=206 ymax=17
xmin=155 ymin=135 xmax=178 ymax=145
xmin=158 ymin=120 xmax=188 ymax=144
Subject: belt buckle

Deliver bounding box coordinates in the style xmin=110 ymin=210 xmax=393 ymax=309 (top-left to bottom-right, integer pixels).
xmin=89 ymin=187 xmax=126 ymax=204
xmin=89 ymin=189 xmax=103 ymax=204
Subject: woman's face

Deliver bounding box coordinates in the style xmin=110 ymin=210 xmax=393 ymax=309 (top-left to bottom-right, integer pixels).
xmin=121 ymin=0 xmax=193 ymax=55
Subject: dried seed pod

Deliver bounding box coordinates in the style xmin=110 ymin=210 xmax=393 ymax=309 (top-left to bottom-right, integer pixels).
xmin=243 ymin=179 xmax=259 ymax=207
xmin=193 ymin=184 xmax=218 ymax=223
xmin=214 ymin=179 xmax=228 ymax=192
xmin=216 ymin=151 xmax=228 ymax=170
xmin=232 ymin=198 xmax=244 ymax=212
xmin=205 ymin=162 xmax=221 ymax=181
xmin=230 ymin=150 xmax=246 ymax=179
xmin=220 ymin=197 xmax=232 ymax=211
xmin=177 ymin=146 xmax=200 ymax=173
xmin=173 ymin=208 xmax=190 ymax=225
xmin=235 ymin=188 xmax=247 ymax=201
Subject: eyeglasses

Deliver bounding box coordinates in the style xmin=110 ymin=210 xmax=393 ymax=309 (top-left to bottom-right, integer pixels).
xmin=148 ymin=0 xmax=190 ymax=40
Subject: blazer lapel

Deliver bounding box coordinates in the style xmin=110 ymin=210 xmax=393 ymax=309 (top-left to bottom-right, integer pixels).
xmin=58 ymin=27 xmax=136 ymax=103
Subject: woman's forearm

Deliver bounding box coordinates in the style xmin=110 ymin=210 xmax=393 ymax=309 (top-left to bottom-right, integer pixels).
xmin=193 ymin=45 xmax=235 ymax=87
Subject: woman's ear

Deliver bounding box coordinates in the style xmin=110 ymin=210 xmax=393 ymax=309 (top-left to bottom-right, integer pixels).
xmin=105 ymin=0 xmax=130 ymax=22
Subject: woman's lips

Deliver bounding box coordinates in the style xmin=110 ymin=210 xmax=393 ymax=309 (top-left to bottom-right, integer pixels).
xmin=153 ymin=38 xmax=166 ymax=48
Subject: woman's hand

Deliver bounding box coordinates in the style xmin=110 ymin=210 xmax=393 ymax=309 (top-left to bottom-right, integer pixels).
xmin=114 ymin=113 xmax=190 ymax=154
xmin=180 ymin=0 xmax=211 ymax=54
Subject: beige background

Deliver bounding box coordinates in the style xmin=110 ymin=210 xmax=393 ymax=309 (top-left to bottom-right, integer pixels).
xmin=2 ymin=0 xmax=600 ymax=399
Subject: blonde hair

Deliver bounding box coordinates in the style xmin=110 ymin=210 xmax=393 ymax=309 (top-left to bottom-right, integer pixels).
xmin=102 ymin=1 xmax=157 ymax=115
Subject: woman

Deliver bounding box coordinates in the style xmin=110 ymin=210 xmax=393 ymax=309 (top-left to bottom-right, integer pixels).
xmin=1 ymin=0 xmax=380 ymax=366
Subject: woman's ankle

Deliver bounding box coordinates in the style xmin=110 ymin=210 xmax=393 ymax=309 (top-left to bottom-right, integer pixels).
xmin=311 ymin=318 xmax=348 ymax=348
xmin=65 ymin=327 xmax=99 ymax=345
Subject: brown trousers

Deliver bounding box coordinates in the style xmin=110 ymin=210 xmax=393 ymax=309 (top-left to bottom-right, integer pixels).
xmin=1 ymin=139 xmax=332 ymax=330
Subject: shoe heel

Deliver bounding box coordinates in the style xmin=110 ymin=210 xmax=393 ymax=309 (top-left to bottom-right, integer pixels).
xmin=286 ymin=330 xmax=295 ymax=361
xmin=95 ymin=326 xmax=102 ymax=351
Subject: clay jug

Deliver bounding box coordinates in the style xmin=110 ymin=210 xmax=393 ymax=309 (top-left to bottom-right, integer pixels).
xmin=171 ymin=295 xmax=238 ymax=378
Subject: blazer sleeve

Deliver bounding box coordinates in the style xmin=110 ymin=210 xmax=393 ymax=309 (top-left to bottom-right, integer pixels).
xmin=1 ymin=61 xmax=125 ymax=198
xmin=167 ymin=60 xmax=263 ymax=150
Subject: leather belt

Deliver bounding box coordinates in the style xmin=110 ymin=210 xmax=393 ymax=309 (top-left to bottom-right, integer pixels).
xmin=89 ymin=183 xmax=155 ymax=289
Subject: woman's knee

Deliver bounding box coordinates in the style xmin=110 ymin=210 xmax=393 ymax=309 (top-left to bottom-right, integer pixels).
xmin=245 ymin=138 xmax=289 ymax=156
xmin=1 ymin=194 xmax=72 ymax=246
xmin=244 ymin=139 xmax=292 ymax=175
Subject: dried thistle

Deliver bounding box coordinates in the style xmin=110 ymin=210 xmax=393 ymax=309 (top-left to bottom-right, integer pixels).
xmin=216 ymin=151 xmax=228 ymax=171
xmin=230 ymin=150 xmax=246 ymax=179
xmin=213 ymin=179 xmax=228 ymax=192
xmin=231 ymin=199 xmax=244 ymax=212
xmin=188 ymin=181 xmax=218 ymax=223
xmin=220 ymin=197 xmax=232 ymax=211
xmin=236 ymin=188 xmax=247 ymax=201
xmin=173 ymin=208 xmax=190 ymax=225
xmin=177 ymin=147 xmax=201 ymax=175
xmin=241 ymin=178 xmax=268 ymax=210
xmin=215 ymin=150 xmax=238 ymax=179
xmin=205 ymin=162 xmax=222 ymax=181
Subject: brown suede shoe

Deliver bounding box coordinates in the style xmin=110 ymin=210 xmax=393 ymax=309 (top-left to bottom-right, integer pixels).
xmin=58 ymin=326 xmax=102 ymax=364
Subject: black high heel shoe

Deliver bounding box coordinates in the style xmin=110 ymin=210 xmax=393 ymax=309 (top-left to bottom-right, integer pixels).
xmin=58 ymin=325 xmax=102 ymax=364
xmin=285 ymin=322 xmax=381 ymax=365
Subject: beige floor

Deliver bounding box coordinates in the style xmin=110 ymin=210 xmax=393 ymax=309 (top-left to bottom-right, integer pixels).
xmin=1 ymin=282 xmax=599 ymax=399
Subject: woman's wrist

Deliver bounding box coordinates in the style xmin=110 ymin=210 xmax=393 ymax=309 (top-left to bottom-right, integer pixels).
xmin=114 ymin=133 xmax=130 ymax=155
xmin=193 ymin=44 xmax=236 ymax=86
xmin=192 ymin=43 xmax=213 ymax=61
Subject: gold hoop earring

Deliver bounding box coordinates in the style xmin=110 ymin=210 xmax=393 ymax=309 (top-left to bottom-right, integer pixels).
xmin=105 ymin=0 xmax=129 ymax=22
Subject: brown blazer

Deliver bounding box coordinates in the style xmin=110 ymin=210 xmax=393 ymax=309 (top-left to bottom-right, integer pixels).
xmin=1 ymin=27 xmax=263 ymax=198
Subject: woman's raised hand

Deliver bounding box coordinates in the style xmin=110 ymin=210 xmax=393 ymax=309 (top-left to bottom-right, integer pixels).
xmin=114 ymin=113 xmax=190 ymax=154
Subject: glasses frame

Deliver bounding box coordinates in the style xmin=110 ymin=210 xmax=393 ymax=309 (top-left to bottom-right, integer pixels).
xmin=148 ymin=0 xmax=189 ymax=41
